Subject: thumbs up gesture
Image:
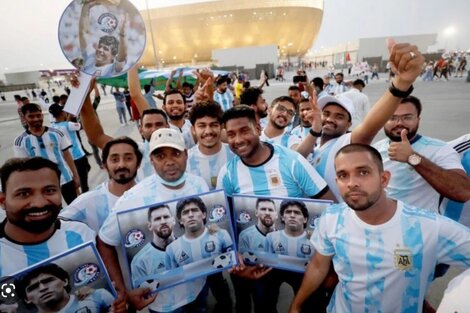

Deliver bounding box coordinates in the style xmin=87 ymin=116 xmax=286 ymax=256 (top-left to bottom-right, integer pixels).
xmin=388 ymin=129 xmax=414 ymax=163
xmin=387 ymin=38 xmax=424 ymax=90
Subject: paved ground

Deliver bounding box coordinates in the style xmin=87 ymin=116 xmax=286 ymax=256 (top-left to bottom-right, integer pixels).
xmin=1 ymin=70 xmax=469 ymax=311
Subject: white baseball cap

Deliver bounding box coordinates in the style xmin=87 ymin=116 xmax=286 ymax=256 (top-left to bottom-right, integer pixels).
xmin=318 ymin=95 xmax=355 ymax=119
xmin=149 ymin=128 xmax=185 ymax=155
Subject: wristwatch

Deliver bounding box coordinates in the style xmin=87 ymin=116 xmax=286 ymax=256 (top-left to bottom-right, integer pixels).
xmin=407 ymin=153 xmax=422 ymax=166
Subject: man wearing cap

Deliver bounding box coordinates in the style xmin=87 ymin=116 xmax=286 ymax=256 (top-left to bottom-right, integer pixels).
xmin=98 ymin=128 xmax=210 ymax=312
xmin=299 ymin=40 xmax=425 ymax=200
xmin=49 ymin=103 xmax=90 ymax=192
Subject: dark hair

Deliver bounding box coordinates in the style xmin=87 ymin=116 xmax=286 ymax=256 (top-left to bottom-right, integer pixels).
xmin=182 ymin=82 xmax=191 ymax=88
xmin=140 ymin=108 xmax=168 ymax=124
xmin=176 ymin=196 xmax=207 ymax=225
xmin=143 ymin=84 xmax=151 ymax=94
xmin=279 ymin=199 xmax=309 ymax=227
xmin=335 ymin=144 xmax=384 ymax=172
xmin=335 ymin=73 xmax=344 ymax=78
xmin=101 ymin=136 xmax=143 ymax=166
xmin=21 ymin=96 xmax=29 ymax=102
xmin=240 ymin=87 xmax=263 ymax=106
xmin=189 ymin=101 xmax=223 ymax=125
xmin=21 ymin=103 xmax=41 ymax=115
xmin=242 ymin=81 xmax=251 ymax=89
xmin=271 ymin=95 xmax=297 ymax=111
xmin=222 ymin=104 xmax=257 ymax=125
xmin=148 ymin=204 xmax=171 ymax=221
xmin=16 ymin=263 xmax=71 ymax=300
xmin=216 ymin=76 xmax=228 ymax=86
xmin=98 ymin=35 xmax=119 ymax=56
xmin=400 ymin=96 xmax=422 ymax=116
xmin=288 ymin=85 xmax=300 ymax=92
xmin=0 ymin=157 xmax=60 ymax=192
xmin=52 ymin=95 xmax=60 ymax=104
xmin=255 ymin=198 xmax=275 ymax=210
xmin=164 ymin=89 xmax=186 ymax=105
xmin=312 ymin=77 xmax=324 ymax=89
xmin=14 ymin=94 xmax=22 ymax=101
xmin=353 ymin=79 xmax=365 ymax=88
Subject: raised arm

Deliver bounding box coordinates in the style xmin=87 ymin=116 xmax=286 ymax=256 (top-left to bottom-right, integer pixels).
xmin=79 ymin=1 xmax=93 ymax=53
xmin=165 ymin=69 xmax=177 ymax=92
xmin=128 ymin=64 xmax=150 ymax=115
xmin=351 ymin=39 xmax=424 ymax=144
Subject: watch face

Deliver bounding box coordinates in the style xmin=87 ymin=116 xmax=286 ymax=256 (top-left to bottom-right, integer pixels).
xmin=408 ymin=154 xmax=421 ymax=166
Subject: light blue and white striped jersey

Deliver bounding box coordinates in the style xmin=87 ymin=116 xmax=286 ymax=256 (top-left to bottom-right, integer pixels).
xmin=169 ymin=120 xmax=196 ymax=149
xmin=260 ymin=129 xmax=301 ymax=149
xmin=312 ymin=201 xmax=470 ymax=313
xmin=374 ymin=135 xmax=464 ymax=212
xmin=136 ymin=141 xmax=154 ymax=182
xmin=310 ymin=133 xmax=351 ymax=201
xmin=217 ymin=143 xmax=327 ymax=198
xmin=13 ymin=127 xmax=73 ymax=185
xmin=213 ymin=90 xmax=234 ymax=112
xmin=99 ymin=173 xmax=209 ymax=247
xmin=98 ymin=173 xmax=209 ymax=313
xmin=58 ymin=290 xmax=114 ymax=313
xmin=131 ymin=242 xmax=168 ymax=286
xmin=166 ymin=228 xmax=233 ymax=267
xmin=0 ymin=219 xmax=95 ymax=276
xmin=60 ymin=181 xmax=118 ymax=233
xmin=291 ymin=125 xmax=311 ymax=140
xmin=187 ymin=143 xmax=235 ymax=190
xmin=52 ymin=121 xmax=85 ymax=160
xmin=441 ymin=134 xmax=470 ymax=226
xmin=266 ymin=230 xmax=314 ymax=259
xmin=238 ymin=225 xmax=268 ymax=253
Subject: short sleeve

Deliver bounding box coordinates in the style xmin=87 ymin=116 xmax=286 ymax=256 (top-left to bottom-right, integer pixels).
xmin=310 ymin=213 xmax=335 ymax=256
xmin=292 ymin=154 xmax=328 ymax=197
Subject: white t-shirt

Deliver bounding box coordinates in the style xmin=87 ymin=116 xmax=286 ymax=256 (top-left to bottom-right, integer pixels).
xmin=260 ymin=129 xmax=301 ymax=150
xmin=437 ymin=268 xmax=470 ymax=313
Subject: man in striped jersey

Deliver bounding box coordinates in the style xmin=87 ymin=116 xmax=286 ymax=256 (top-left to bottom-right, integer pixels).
xmin=13 ymin=103 xmax=80 ymax=204
xmin=187 ymin=101 xmax=234 ymax=190
xmin=0 ymin=157 xmax=95 ymax=277
xmin=213 ymin=76 xmax=234 ymax=112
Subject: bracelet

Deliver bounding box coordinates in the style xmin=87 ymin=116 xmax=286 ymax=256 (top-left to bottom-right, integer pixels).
xmin=388 ymin=82 xmax=414 ymax=98
xmin=309 ymin=129 xmax=322 ymax=137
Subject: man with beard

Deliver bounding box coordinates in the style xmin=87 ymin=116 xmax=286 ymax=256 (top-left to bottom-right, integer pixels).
xmin=213 ymin=76 xmax=234 ymax=112
xmin=163 ymin=89 xmax=195 ymax=149
xmin=80 ymin=77 xmax=169 ymax=181
xmin=13 ymin=103 xmax=80 ymax=205
xmin=373 ymin=96 xmax=470 ymax=212
xmin=0 ymin=157 xmax=95 ymax=275
xmin=289 ymin=144 xmax=470 ymax=313
xmin=187 ymin=101 xmax=234 ymax=189
xmin=239 ymin=87 xmax=268 ymax=128
xmin=98 ymin=129 xmax=209 ymax=313
xmin=60 ymin=137 xmax=142 ymax=232
xmin=260 ymin=96 xmax=302 ymax=150
xmin=131 ymin=204 xmax=176 ymax=287
xmin=16 ymin=263 xmax=116 ymax=313
xmin=302 ymin=39 xmax=425 ymax=201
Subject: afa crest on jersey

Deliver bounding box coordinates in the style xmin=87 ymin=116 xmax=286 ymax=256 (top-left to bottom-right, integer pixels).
xmin=73 ymin=263 xmax=100 ymax=286
xmin=394 ymin=247 xmax=413 ymax=271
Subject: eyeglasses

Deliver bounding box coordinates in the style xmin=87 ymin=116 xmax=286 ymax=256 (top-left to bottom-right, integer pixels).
xmin=388 ymin=114 xmax=417 ymax=123
xmin=275 ymin=104 xmax=296 ymax=117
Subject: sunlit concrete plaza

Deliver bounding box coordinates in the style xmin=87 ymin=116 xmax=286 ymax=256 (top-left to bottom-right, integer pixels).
xmin=0 ymin=70 xmax=469 ymax=311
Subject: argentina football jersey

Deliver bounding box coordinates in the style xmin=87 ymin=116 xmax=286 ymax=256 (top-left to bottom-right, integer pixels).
xmin=238 ymin=225 xmax=268 ymax=253
xmin=214 ymin=90 xmax=234 ymax=112
xmin=0 ymin=219 xmax=95 ymax=276
xmin=187 ymin=143 xmax=235 ymax=190
xmin=131 ymin=242 xmax=168 ymax=287
xmin=374 ymin=135 xmax=464 ymax=212
xmin=166 ymin=228 xmax=233 ymax=268
xmin=52 ymin=121 xmax=86 ymax=159
xmin=291 ymin=125 xmax=311 ymax=140
xmin=311 ymin=201 xmax=470 ymax=313
xmin=260 ymin=129 xmax=301 ymax=149
xmin=217 ymin=144 xmax=327 ymax=197
xmin=266 ymin=230 xmax=314 ymax=259
xmin=136 ymin=141 xmax=154 ymax=181
xmin=61 ymin=181 xmax=118 ymax=232
xmin=58 ymin=290 xmax=114 ymax=313
xmin=13 ymin=127 xmax=73 ymax=185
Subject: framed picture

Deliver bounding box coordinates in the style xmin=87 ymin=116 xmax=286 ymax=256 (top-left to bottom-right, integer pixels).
xmin=232 ymin=194 xmax=332 ymax=273
xmin=116 ymin=189 xmax=237 ymax=292
xmin=58 ymin=0 xmax=146 ymax=77
xmin=2 ymin=242 xmax=116 ymax=313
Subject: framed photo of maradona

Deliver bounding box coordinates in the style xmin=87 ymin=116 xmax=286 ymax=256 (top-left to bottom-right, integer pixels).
xmin=116 ymin=189 xmax=237 ymax=293
xmin=2 ymin=242 xmax=116 ymax=313
xmin=58 ymin=0 xmax=146 ymax=78
xmin=232 ymin=194 xmax=333 ymax=273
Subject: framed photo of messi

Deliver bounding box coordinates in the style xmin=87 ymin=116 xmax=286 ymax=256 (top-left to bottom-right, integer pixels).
xmin=4 ymin=242 xmax=116 ymax=313
xmin=116 ymin=189 xmax=237 ymax=293
xmin=232 ymin=194 xmax=333 ymax=273
xmin=58 ymin=0 xmax=146 ymax=77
